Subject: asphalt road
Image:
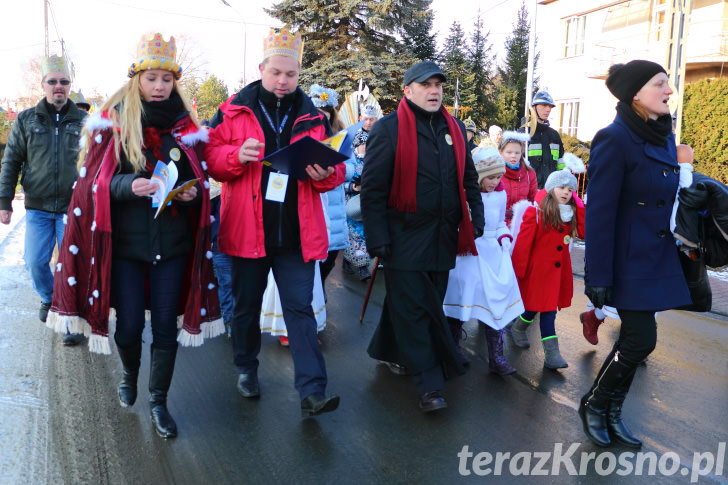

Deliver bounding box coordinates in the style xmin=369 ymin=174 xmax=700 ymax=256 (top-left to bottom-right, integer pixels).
xmin=1 ymin=209 xmax=727 ymax=484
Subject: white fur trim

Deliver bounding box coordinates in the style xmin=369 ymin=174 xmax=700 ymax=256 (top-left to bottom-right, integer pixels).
xmin=180 ymin=127 xmax=209 ymax=146
xmin=177 ymin=329 xmax=204 ymax=347
xmin=69 ymin=245 xmax=79 ymax=255
xmin=202 ymin=318 xmax=226 ymax=339
xmin=79 ymin=167 xmax=87 ymax=178
xmin=509 ymin=199 xmax=537 ymax=255
xmin=501 ymin=130 xmax=531 ymax=143
xmin=562 ymin=152 xmax=586 ymax=174
xmin=73 ymin=207 xmax=82 ymax=216
xmin=85 ymin=112 xmax=114 ymax=132
xmin=68 ymin=276 xmax=77 ymax=286
xmin=88 ymin=334 xmax=112 ymax=355
xmin=63 ymin=214 xmax=68 ymax=225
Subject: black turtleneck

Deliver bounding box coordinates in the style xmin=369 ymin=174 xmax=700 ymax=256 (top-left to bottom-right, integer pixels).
xmin=255 ymin=85 xmax=301 ymax=251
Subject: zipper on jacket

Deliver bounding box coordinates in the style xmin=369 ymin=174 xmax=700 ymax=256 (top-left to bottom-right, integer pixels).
xmin=55 ymin=112 xmax=60 ymax=212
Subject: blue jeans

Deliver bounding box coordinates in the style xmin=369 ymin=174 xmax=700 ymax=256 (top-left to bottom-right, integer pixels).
xmin=24 ymin=209 xmax=65 ymax=303
xmin=212 ymin=251 xmax=234 ymax=324
xmin=111 ymin=256 xmax=187 ymax=351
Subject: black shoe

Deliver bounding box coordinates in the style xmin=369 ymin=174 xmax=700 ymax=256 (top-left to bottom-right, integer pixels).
xmin=151 ymin=403 xmax=178 ymax=439
xmin=62 ymin=331 xmax=84 ymax=346
xmin=380 ymin=361 xmax=409 ymax=376
xmin=301 ymin=392 xmax=340 ymax=417
xmin=236 ymin=372 xmax=260 ymax=398
xmin=608 ymin=403 xmax=642 ymax=449
xmin=578 ymin=395 xmax=611 ymax=447
xmin=418 ymin=391 xmax=448 ymax=412
xmin=39 ymin=301 xmax=51 ymax=323
xmin=358 ymin=267 xmax=372 ymax=281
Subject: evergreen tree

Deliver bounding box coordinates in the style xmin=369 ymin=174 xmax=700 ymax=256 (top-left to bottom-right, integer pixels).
xmin=439 ymin=21 xmax=475 ymax=118
xmin=400 ymin=0 xmax=437 ymax=61
xmin=496 ymin=0 xmax=539 ymax=130
xmin=188 ymin=75 xmax=229 ymax=122
xmin=468 ymin=10 xmax=497 ymax=130
xmin=267 ymin=0 xmax=420 ymax=112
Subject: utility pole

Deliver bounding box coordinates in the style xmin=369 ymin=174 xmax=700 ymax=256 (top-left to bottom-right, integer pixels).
xmin=524 ymin=0 xmax=538 ymax=122
xmin=44 ymin=0 xmax=49 ymax=58
xmin=666 ymin=0 xmax=693 ymax=143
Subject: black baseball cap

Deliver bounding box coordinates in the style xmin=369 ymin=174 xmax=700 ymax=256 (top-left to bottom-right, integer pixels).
xmin=404 ymin=61 xmax=446 ymax=86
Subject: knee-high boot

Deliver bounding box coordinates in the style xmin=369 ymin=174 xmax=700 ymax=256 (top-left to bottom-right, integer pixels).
xmin=579 ymin=350 xmax=639 ymax=447
xmin=447 ymin=317 xmax=470 ymax=366
xmin=116 ymin=339 xmax=142 ymax=408
xmin=149 ymin=346 xmax=178 ymax=439
xmin=607 ymin=367 xmax=642 ymax=448
xmin=484 ymin=326 xmax=516 ymax=375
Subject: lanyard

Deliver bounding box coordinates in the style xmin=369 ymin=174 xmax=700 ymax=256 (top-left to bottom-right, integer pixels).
xmin=258 ymin=100 xmax=293 ymax=135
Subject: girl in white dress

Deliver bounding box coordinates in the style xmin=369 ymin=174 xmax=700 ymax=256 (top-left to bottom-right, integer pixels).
xmin=443 ymin=147 xmax=524 ymax=375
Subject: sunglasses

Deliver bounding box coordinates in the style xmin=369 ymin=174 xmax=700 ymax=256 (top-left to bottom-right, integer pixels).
xmin=46 ymin=79 xmax=71 ymax=86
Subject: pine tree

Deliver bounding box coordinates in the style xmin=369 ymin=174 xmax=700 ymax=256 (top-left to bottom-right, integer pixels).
xmin=189 ymin=75 xmax=229 ymax=122
xmin=496 ymin=0 xmax=539 ymax=130
xmin=468 ymin=10 xmax=497 ymax=131
xmin=267 ymin=0 xmax=420 ymax=113
xmin=439 ymin=21 xmax=476 ymax=118
xmin=400 ymin=0 xmax=437 ymax=61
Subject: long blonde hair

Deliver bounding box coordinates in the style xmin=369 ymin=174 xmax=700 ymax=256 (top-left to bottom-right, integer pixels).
xmin=77 ymin=75 xmax=198 ymax=172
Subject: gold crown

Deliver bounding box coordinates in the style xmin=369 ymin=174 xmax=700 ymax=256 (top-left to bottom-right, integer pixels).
xmin=263 ymin=26 xmax=303 ymax=64
xmin=128 ymin=33 xmax=182 ymax=80
xmin=42 ymin=55 xmax=71 ymax=78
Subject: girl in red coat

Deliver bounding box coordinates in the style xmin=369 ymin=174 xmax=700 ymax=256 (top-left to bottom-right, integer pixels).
xmin=500 ymin=131 xmax=537 ymax=225
xmin=509 ymin=169 xmax=585 ymax=369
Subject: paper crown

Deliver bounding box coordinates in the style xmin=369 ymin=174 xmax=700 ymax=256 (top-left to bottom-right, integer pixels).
xmin=263 ymin=26 xmax=303 ymax=64
xmin=69 ymin=90 xmax=87 ymax=105
xmin=128 ymin=33 xmax=182 ymax=80
xmin=42 ymin=55 xmax=71 ymax=78
xmin=309 ymin=84 xmax=338 ymax=108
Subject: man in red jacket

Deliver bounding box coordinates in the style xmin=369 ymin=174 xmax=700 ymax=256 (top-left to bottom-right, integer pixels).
xmin=205 ymin=27 xmax=344 ymax=417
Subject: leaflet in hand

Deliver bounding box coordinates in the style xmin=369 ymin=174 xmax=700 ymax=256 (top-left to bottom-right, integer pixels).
xmin=150 ymin=161 xmax=198 ymax=219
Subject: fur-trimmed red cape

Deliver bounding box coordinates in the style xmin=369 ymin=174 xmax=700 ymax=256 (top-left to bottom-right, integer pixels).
xmin=47 ymin=110 xmax=224 ymax=354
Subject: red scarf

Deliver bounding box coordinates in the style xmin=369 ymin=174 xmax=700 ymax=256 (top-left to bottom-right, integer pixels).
xmin=389 ymin=98 xmax=477 ymax=256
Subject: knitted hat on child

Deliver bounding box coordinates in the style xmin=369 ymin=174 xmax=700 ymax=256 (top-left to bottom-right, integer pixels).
xmin=545 ymin=169 xmax=578 ymax=193
xmin=473 ymin=147 xmax=506 ymax=183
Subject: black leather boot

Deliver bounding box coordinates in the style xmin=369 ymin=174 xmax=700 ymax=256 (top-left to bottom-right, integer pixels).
xmin=608 ymin=367 xmax=642 ymax=449
xmin=447 ymin=317 xmax=470 ymax=366
xmin=149 ymin=346 xmax=178 ymax=439
xmin=116 ymin=339 xmax=142 ymax=408
xmin=579 ymin=350 xmax=639 ymax=447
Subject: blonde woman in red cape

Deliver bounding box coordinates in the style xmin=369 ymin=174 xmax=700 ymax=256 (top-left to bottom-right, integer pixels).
xmin=48 ymin=33 xmax=223 ymax=439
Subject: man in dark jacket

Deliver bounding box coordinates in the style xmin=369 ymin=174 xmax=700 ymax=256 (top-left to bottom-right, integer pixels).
xmin=361 ymin=60 xmax=484 ymax=412
xmin=0 ymin=55 xmax=86 ymax=344
xmin=527 ymin=90 xmax=565 ymax=189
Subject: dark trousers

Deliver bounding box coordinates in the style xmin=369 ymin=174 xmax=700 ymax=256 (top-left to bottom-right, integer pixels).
xmin=368 ymin=268 xmax=460 ymax=394
xmin=111 ymin=256 xmax=186 ymax=351
xmin=614 ymin=310 xmax=658 ymax=363
xmin=522 ymin=310 xmax=557 ymax=339
xmin=230 ymin=250 xmax=327 ymax=400
xmin=319 ymin=249 xmax=339 ymax=284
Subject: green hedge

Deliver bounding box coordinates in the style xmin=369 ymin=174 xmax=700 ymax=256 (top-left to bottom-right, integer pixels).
xmin=681 ymin=77 xmax=728 ymax=183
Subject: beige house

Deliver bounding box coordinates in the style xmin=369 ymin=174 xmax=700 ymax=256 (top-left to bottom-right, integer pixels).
xmin=535 ymin=0 xmax=728 ymax=142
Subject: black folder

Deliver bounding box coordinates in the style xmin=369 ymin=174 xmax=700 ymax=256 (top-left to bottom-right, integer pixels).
xmin=261 ymin=135 xmax=348 ymax=180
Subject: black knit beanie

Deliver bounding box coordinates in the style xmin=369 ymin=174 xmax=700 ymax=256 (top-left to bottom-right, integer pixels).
xmin=605 ymin=60 xmax=667 ymax=103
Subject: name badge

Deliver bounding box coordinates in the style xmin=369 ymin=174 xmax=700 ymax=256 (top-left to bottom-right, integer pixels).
xmin=265 ymin=172 xmax=288 ymax=202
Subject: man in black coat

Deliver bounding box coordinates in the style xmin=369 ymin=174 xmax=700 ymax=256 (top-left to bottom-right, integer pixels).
xmin=527 ymin=90 xmax=565 ymax=189
xmin=361 ymin=60 xmax=484 ymax=412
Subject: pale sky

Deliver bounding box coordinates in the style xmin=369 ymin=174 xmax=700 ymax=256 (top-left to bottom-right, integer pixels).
xmin=0 ymin=0 xmax=529 ymax=103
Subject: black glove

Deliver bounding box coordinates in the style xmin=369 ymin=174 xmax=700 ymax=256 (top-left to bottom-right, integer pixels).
xmin=585 ymin=286 xmax=613 ymax=309
xmin=473 ymin=226 xmax=483 ymax=239
xmin=368 ymin=244 xmax=391 ymax=259
xmin=351 ymin=175 xmax=362 ymax=186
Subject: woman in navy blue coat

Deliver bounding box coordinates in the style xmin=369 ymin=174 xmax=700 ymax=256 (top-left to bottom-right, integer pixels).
xmin=580 ymin=60 xmax=691 ymax=449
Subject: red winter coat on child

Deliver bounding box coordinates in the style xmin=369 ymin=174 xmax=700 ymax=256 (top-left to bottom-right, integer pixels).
xmin=511 ymin=191 xmax=585 ymax=312
xmin=503 ymin=164 xmax=537 ymax=225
